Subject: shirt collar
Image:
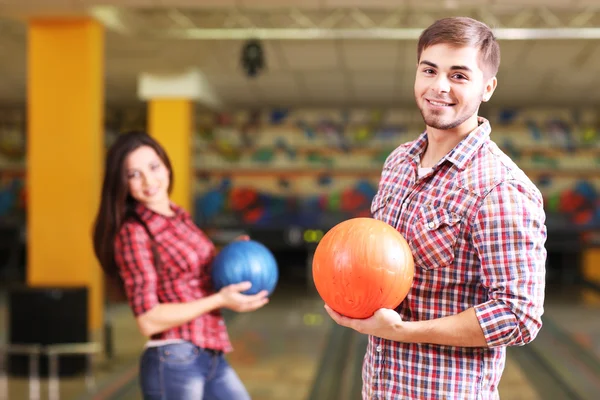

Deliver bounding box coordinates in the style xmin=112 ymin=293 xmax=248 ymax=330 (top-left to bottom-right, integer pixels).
xmin=404 ymin=116 xmax=491 ymax=170
xmin=134 ymin=201 xmax=186 ymax=223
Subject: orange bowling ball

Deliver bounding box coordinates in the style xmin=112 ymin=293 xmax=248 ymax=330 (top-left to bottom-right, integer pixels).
xmin=312 ymin=217 xmax=414 ymax=319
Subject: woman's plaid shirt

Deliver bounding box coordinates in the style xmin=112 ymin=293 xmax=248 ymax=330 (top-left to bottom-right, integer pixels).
xmin=114 ymin=202 xmax=232 ymax=352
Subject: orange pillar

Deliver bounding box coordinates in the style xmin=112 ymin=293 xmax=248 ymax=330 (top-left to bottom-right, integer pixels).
xmin=147 ymin=100 xmax=194 ymax=212
xmin=582 ymin=248 xmax=600 ymax=304
xmin=27 ymin=18 xmax=104 ymax=331
xmin=138 ymin=69 xmax=220 ymax=214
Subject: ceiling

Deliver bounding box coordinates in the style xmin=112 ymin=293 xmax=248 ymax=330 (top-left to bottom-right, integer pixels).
xmin=1 ymin=0 xmax=600 ymax=110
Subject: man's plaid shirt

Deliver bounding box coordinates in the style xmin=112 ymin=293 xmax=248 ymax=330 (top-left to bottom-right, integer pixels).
xmin=363 ymin=117 xmax=547 ymax=399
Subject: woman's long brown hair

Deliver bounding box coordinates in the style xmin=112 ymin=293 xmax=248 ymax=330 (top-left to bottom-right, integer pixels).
xmin=92 ymin=131 xmax=173 ymax=280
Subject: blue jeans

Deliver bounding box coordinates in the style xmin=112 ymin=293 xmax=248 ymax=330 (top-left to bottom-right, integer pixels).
xmin=139 ymin=341 xmax=251 ymax=400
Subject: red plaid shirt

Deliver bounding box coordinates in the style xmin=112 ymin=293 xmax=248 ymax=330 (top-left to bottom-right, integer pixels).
xmin=114 ymin=202 xmax=232 ymax=352
xmin=365 ymin=117 xmax=547 ymax=399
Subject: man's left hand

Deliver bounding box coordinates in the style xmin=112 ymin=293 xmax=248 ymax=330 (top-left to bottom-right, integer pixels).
xmin=324 ymin=305 xmax=405 ymax=341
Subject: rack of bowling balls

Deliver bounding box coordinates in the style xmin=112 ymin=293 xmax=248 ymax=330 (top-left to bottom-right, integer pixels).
xmin=194 ymin=178 xmax=379 ymax=231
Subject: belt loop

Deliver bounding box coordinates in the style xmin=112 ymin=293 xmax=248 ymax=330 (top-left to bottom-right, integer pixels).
xmin=204 ymin=348 xmax=223 ymax=357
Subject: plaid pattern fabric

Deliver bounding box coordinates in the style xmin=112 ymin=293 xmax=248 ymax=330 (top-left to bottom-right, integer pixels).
xmin=114 ymin=202 xmax=232 ymax=352
xmin=363 ymin=117 xmax=547 ymax=399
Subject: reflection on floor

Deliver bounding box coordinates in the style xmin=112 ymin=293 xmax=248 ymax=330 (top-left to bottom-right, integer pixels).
xmin=1 ymin=279 xmax=598 ymax=400
xmin=226 ymin=285 xmax=330 ymax=400
xmin=545 ymin=283 xmax=600 ymax=361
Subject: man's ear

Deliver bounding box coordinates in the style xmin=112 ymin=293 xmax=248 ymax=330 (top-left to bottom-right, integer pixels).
xmin=482 ymin=76 xmax=498 ymax=102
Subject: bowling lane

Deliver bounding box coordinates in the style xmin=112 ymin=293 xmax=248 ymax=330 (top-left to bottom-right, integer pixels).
xmin=226 ymin=278 xmax=550 ymax=400
xmin=544 ymin=282 xmax=600 ymax=361
xmin=103 ymin=280 xmax=332 ymax=400
xmin=224 ymin=281 xmax=332 ymax=400
xmin=505 ymin=282 xmax=600 ymax=400
xmin=4 ymin=279 xmax=580 ymax=400
xmin=10 ymin=252 xmax=593 ymax=400
xmin=95 ymin=269 xmax=332 ymax=400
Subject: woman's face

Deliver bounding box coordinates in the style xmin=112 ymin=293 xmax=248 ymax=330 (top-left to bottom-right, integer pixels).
xmin=124 ymin=145 xmax=170 ymax=208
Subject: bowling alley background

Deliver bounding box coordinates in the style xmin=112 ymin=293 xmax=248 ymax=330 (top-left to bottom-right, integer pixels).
xmin=0 ymin=105 xmax=599 ymax=235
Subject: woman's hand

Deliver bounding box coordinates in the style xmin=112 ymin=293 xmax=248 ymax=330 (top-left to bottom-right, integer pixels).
xmin=218 ymin=281 xmax=269 ymax=312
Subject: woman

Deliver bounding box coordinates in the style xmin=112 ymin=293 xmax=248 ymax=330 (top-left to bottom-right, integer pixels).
xmin=93 ymin=131 xmax=268 ymax=399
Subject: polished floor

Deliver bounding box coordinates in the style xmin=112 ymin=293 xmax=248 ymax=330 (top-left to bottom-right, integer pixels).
xmin=1 ymin=278 xmax=598 ymax=400
xmin=545 ymin=286 xmax=600 ymax=360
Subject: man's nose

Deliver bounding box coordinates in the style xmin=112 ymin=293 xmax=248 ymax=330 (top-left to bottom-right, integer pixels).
xmin=431 ymin=74 xmax=450 ymax=94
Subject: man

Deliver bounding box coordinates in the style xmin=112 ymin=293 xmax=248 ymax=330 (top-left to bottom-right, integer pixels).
xmin=324 ymin=16 xmax=547 ymax=399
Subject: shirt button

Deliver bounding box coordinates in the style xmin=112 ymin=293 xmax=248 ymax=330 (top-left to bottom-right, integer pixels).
xmin=376 ymin=345 xmax=382 ymax=352
xmin=428 ymin=221 xmax=435 ymax=229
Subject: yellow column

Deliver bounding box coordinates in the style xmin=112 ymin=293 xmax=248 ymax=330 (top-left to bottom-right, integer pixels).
xmin=27 ymin=18 xmax=104 ymax=331
xmin=582 ymin=248 xmax=600 ymax=304
xmin=138 ymin=69 xmax=220 ymax=214
xmin=148 ymin=100 xmax=193 ymax=212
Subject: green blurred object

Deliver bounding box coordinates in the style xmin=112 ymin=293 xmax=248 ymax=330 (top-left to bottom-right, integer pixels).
xmin=216 ymin=140 xmax=241 ymax=162
xmin=252 ymin=147 xmax=275 ymax=163
xmin=327 ymin=191 xmax=341 ymax=211
xmin=373 ymin=148 xmax=393 ymax=163
xmin=305 ymin=152 xmax=334 ymax=167
xmin=581 ymin=127 xmax=597 ymax=144
xmin=354 ymin=126 xmax=371 ymax=143
xmin=306 ymin=152 xmax=321 ymax=164
xmin=546 ymin=192 xmax=560 ymax=213
xmin=531 ymin=153 xmax=558 ymax=168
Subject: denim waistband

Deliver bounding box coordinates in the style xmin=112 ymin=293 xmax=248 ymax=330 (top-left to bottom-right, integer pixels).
xmin=149 ymin=341 xmax=223 ymax=357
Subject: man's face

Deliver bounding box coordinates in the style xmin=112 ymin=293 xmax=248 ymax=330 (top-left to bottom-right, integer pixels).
xmin=414 ymin=43 xmax=497 ymax=132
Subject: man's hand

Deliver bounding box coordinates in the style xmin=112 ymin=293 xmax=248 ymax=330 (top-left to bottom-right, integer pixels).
xmin=325 ymin=304 xmax=489 ymax=347
xmin=234 ymin=234 xmax=250 ymax=241
xmin=324 ymin=305 xmax=404 ymax=341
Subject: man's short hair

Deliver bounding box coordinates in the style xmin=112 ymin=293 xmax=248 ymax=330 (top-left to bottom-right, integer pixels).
xmin=417 ymin=17 xmax=501 ymax=79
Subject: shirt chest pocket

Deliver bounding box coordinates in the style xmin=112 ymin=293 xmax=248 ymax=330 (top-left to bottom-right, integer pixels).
xmin=370 ymin=190 xmax=393 ymax=221
xmin=410 ymin=206 xmax=462 ymax=271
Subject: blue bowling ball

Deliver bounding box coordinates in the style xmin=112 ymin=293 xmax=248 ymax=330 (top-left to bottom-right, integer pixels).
xmin=211 ymin=240 xmax=279 ymax=296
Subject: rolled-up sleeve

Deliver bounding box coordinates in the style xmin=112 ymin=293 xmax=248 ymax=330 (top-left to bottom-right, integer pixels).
xmin=114 ymin=222 xmax=159 ymax=316
xmin=472 ymin=179 xmax=547 ymax=348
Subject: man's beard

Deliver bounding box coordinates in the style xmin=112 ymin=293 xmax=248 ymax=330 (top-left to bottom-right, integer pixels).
xmin=417 ymin=92 xmax=483 ymax=130
xmin=419 ymin=107 xmax=473 ymax=130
